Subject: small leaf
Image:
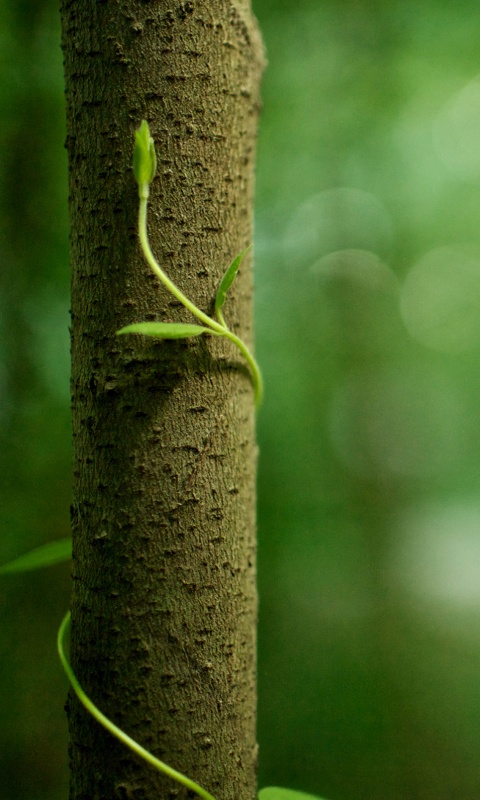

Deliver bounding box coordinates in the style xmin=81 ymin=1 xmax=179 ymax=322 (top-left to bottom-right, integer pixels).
xmin=0 ymin=537 xmax=72 ymax=575
xmin=117 ymin=322 xmax=210 ymax=339
xmin=259 ymin=789 xmax=330 ymax=800
xmin=215 ymin=246 xmax=251 ymax=315
xmin=133 ymin=120 xmax=156 ymax=187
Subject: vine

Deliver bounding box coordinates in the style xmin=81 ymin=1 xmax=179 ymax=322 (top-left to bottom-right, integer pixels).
xmin=57 ymin=611 xmax=216 ymax=800
xmin=119 ymin=120 xmax=263 ymax=407
xmin=1 ymin=123 xmax=328 ymax=800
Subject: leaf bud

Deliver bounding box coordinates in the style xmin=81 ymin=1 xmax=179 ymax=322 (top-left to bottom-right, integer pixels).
xmin=133 ymin=120 xmax=156 ymax=189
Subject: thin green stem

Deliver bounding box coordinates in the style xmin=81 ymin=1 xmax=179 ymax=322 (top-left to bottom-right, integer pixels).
xmin=138 ymin=186 xmax=263 ymax=406
xmin=222 ymin=328 xmax=264 ymax=407
xmin=216 ymin=308 xmax=227 ymax=329
xmin=57 ymin=611 xmax=217 ymax=800
xmin=138 ymin=195 xmax=226 ymax=335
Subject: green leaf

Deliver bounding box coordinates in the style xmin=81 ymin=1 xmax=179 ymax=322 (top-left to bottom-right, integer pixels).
xmin=215 ymin=246 xmax=251 ymax=316
xmin=133 ymin=120 xmax=156 ymax=187
xmin=117 ymin=322 xmax=210 ymax=339
xmin=0 ymin=537 xmax=72 ymax=575
xmin=259 ymin=789 xmax=330 ymax=800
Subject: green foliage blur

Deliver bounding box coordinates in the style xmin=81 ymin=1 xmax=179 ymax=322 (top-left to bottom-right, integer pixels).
xmin=3 ymin=1 xmax=480 ymax=799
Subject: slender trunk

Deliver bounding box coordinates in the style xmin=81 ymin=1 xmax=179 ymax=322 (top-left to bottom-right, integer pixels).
xmin=60 ymin=2 xmax=264 ymax=799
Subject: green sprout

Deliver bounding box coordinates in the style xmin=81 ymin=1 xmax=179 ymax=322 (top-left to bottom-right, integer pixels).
xmin=117 ymin=120 xmax=263 ymax=407
xmin=132 ymin=119 xmax=156 ymax=195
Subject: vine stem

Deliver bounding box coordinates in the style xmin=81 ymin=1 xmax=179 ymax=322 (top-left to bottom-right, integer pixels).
xmin=138 ymin=187 xmax=263 ymax=406
xmin=57 ymin=611 xmax=217 ymax=800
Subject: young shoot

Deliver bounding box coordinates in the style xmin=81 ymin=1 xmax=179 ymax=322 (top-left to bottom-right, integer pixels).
xmin=117 ymin=120 xmax=263 ymax=407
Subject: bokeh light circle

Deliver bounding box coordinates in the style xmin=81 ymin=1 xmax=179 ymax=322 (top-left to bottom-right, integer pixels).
xmin=391 ymin=502 xmax=480 ymax=610
xmin=284 ymin=188 xmax=393 ymax=268
xmin=400 ymin=246 xmax=480 ymax=353
xmin=434 ymin=75 xmax=480 ymax=182
xmin=329 ymin=366 xmax=462 ymax=479
xmin=311 ymin=248 xmax=398 ymax=293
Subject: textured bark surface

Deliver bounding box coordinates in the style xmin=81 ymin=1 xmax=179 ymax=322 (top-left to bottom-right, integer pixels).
xmin=60 ymin=2 xmax=264 ymax=799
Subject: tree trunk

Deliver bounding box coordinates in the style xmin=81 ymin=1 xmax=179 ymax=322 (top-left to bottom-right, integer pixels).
xmin=60 ymin=3 xmax=264 ymax=799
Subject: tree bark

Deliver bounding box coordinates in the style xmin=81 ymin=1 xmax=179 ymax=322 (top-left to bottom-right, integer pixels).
xmin=60 ymin=2 xmax=264 ymax=799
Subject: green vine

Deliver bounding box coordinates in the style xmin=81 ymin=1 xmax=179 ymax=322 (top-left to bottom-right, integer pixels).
xmin=118 ymin=120 xmax=263 ymax=407
xmin=0 ymin=123 xmax=330 ymax=800
xmin=57 ymin=611 xmax=216 ymax=800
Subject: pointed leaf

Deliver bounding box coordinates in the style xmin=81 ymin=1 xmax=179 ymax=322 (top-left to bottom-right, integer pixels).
xmin=215 ymin=247 xmax=251 ymax=315
xmin=117 ymin=322 xmax=210 ymax=339
xmin=259 ymin=789 xmax=330 ymax=800
xmin=0 ymin=537 xmax=72 ymax=575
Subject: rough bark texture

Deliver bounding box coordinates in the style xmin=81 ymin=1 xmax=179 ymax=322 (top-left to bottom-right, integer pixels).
xmin=60 ymin=2 xmax=264 ymax=799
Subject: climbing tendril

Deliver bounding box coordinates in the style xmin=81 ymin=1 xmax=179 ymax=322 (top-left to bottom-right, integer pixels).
xmin=117 ymin=120 xmax=263 ymax=407
xmin=57 ymin=611 xmax=217 ymax=800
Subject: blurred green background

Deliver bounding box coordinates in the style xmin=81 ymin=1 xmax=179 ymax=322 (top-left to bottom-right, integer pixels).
xmin=3 ymin=1 xmax=480 ymax=798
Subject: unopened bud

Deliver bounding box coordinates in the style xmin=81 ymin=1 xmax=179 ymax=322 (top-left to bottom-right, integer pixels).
xmin=133 ymin=120 xmax=156 ymax=190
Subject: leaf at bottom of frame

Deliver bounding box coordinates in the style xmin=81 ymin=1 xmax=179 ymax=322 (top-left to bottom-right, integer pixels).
xmin=259 ymin=787 xmax=331 ymax=800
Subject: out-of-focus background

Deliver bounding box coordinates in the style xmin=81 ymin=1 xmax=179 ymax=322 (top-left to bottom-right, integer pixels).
xmin=3 ymin=1 xmax=480 ymax=798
